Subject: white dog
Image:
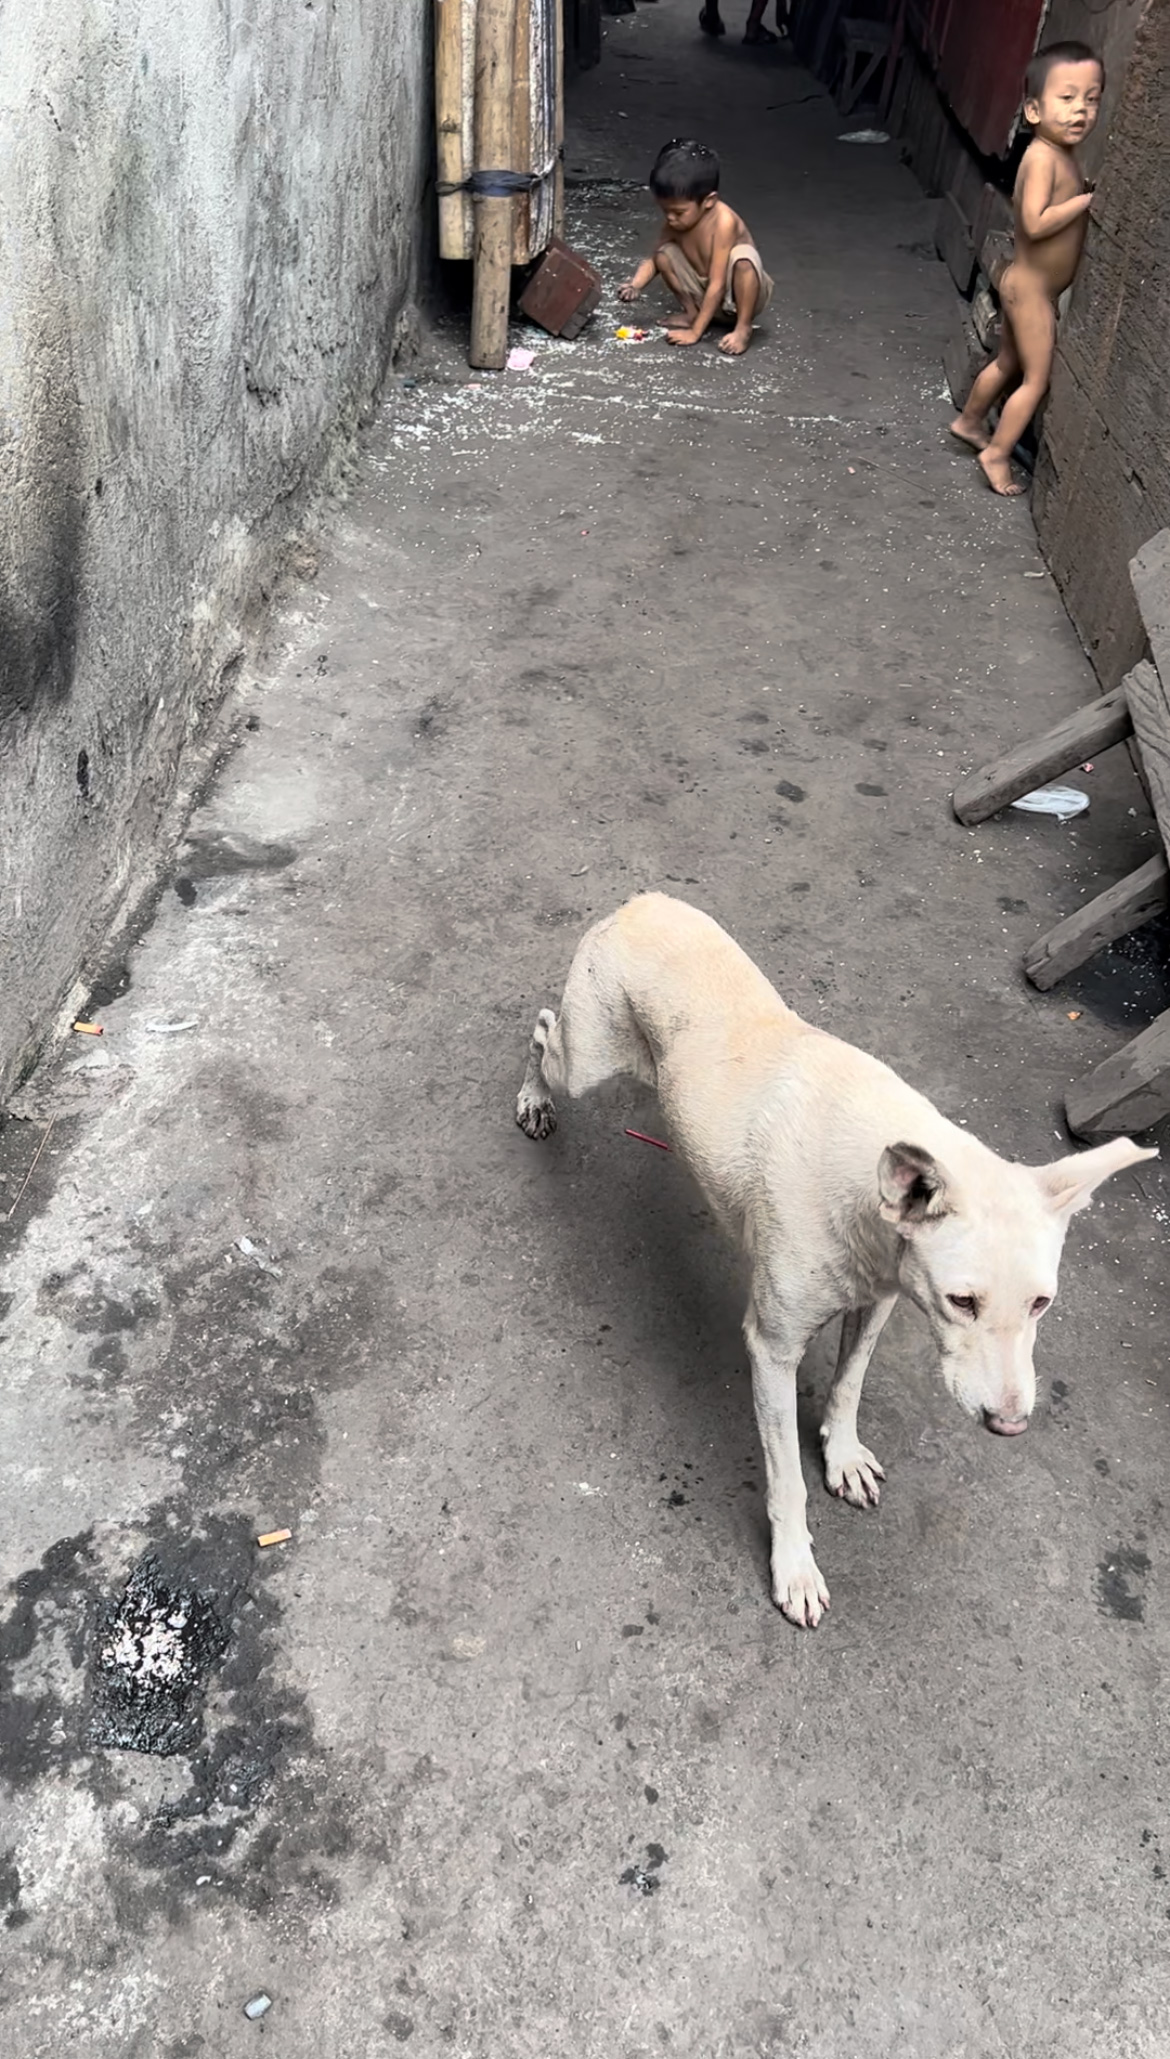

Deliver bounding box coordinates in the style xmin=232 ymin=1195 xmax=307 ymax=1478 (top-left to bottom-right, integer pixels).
xmin=516 ymin=894 xmax=1155 ymax=1627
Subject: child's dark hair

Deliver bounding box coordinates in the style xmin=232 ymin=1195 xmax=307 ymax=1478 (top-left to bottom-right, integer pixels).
xmin=649 ymin=139 xmax=720 ymax=203
xmin=1024 ymin=40 xmax=1104 ymax=104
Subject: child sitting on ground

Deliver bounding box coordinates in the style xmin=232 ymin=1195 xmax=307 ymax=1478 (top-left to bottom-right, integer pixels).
xmin=950 ymin=41 xmax=1103 ymax=496
xmin=617 ymin=139 xmax=772 ymax=358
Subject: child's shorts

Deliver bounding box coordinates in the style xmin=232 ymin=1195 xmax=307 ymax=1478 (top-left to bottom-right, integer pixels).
xmin=666 ymin=241 xmax=774 ymax=318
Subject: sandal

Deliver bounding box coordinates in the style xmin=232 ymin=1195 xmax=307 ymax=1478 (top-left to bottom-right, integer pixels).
xmin=699 ymin=7 xmax=726 ymax=34
xmin=743 ymin=25 xmax=779 ymax=42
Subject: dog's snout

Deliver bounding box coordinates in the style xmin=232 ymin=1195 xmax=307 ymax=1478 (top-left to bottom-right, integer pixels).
xmin=984 ymin=1409 xmax=1029 ymax=1437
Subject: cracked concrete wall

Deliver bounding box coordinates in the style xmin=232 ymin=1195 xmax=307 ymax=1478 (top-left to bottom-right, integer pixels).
xmin=0 ymin=0 xmax=428 ymax=1094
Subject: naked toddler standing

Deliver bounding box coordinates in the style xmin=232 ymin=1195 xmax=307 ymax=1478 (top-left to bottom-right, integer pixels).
xmin=950 ymin=42 xmax=1103 ymax=495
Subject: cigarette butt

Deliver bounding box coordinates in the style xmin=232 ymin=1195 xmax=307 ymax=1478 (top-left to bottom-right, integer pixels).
xmin=257 ymin=1528 xmax=292 ymax=1548
xmin=72 ymin=1022 xmax=103 ymax=1035
xmin=1067 ymin=1011 xmax=1082 ymax=1021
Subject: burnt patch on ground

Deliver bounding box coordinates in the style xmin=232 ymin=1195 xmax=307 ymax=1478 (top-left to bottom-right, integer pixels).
xmin=87 ymin=1545 xmax=240 ymax=1757
xmin=0 ymin=1510 xmax=350 ymax=1932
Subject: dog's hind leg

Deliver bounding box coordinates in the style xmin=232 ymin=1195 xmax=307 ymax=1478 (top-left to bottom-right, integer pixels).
xmin=819 ymin=1297 xmax=896 ymax=1508
xmin=516 ymin=1007 xmax=563 ymax=1140
xmin=516 ymin=915 xmax=656 ymax=1141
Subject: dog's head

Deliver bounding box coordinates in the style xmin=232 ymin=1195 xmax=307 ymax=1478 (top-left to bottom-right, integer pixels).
xmin=878 ymin=1135 xmax=1157 ymax=1434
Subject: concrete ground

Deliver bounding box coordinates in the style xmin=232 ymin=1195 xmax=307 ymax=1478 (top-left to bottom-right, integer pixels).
xmin=3 ymin=15 xmax=1169 ymax=2057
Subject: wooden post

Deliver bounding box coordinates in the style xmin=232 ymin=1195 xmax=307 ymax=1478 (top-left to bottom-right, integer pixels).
xmin=470 ymin=0 xmax=517 ymax=370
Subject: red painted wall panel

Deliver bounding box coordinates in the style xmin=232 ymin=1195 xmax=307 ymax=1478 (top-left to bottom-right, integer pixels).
xmin=908 ymin=0 xmax=1049 ymax=157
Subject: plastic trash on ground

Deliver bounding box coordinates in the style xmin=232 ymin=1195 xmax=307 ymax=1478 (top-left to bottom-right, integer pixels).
xmin=1010 ymin=786 xmax=1090 ymax=821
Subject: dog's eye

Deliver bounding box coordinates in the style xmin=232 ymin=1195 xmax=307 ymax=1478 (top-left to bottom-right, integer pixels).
xmin=947 ymin=1293 xmax=977 ymax=1318
xmin=1031 ymin=1295 xmax=1051 ymax=1317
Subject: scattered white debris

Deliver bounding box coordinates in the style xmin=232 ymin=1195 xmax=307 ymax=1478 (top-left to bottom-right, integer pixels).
xmin=235 ymin=1236 xmax=284 ymax=1278
xmin=144 ymin=1019 xmax=198 ymax=1035
xmin=103 ymin=1603 xmax=191 ymax=1684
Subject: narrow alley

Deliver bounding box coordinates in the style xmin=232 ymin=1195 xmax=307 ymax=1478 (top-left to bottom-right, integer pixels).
xmin=2 ymin=14 xmax=1168 ymax=2057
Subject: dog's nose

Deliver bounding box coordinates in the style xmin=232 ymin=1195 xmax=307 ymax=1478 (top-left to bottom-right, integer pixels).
xmin=984 ymin=1410 xmax=1029 ymax=1437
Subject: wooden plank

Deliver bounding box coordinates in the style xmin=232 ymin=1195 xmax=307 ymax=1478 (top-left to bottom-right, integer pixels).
xmin=1066 ymin=1007 xmax=1170 ymax=1138
xmin=552 ymin=0 xmax=564 ymax=243
xmin=978 ymin=228 xmax=1013 ymax=290
xmin=943 ymin=309 xmax=983 ymax=410
xmin=1033 ymin=13 xmax=1170 ymax=695
xmin=511 ymin=0 xmax=532 ymax=263
xmin=951 ymin=686 xmax=1133 ymax=826
xmin=1130 ymin=532 xmax=1170 ymax=692
xmin=1032 ymin=372 xmax=1151 ymax=690
xmin=1024 ymin=852 xmax=1170 ymax=991
xmin=1125 ymin=656 xmax=1170 ymax=853
xmin=935 ymin=193 xmax=976 ymax=295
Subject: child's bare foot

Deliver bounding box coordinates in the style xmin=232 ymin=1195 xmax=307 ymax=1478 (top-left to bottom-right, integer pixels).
xmin=665 ymin=306 xmax=700 ymax=330
xmin=949 ymin=415 xmax=989 ymax=452
xmin=718 ymin=326 xmax=752 ymax=356
xmin=978 ymin=448 xmax=1025 ymax=496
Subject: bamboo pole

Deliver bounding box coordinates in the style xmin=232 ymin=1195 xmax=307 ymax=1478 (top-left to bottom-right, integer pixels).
xmin=435 ymin=0 xmax=467 ymax=261
xmin=553 ymin=0 xmax=564 ymax=240
xmin=470 ymin=0 xmax=518 ymax=368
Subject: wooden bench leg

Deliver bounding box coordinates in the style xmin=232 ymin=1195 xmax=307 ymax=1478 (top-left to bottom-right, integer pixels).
xmin=1024 ymin=853 xmax=1170 ymax=991
xmin=951 ymin=685 xmax=1133 ymax=827
xmin=1065 ymin=1006 xmax=1170 ymax=1137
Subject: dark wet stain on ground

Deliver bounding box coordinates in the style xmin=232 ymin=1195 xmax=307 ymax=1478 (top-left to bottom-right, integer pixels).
xmin=1064 ymin=915 xmax=1170 ymax=1037
xmin=1096 ymin=1544 xmax=1151 ymax=1622
xmin=178 ymin=829 xmax=298 ymax=880
xmin=86 ymin=963 xmax=132 ymax=1011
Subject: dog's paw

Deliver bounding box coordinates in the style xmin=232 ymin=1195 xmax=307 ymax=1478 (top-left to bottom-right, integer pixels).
xmin=770 ymin=1544 xmax=830 ymax=1629
xmin=516 ymin=1095 xmax=557 ymax=1141
xmin=823 ymin=1439 xmax=885 ymax=1509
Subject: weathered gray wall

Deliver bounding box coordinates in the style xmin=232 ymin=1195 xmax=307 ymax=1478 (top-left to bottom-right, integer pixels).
xmin=1034 ymin=0 xmax=1169 ymax=686
xmin=1044 ymin=0 xmax=1147 ymax=178
xmin=0 ymin=0 xmax=428 ymax=1093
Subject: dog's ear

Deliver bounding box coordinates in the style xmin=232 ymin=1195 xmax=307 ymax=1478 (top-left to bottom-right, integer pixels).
xmin=878 ymin=1142 xmax=952 ymax=1231
xmin=1033 ymin=1136 xmax=1158 ymax=1216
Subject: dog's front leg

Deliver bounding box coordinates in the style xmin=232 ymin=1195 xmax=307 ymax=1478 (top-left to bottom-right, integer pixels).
xmin=819 ymin=1296 xmax=896 ymax=1508
xmin=745 ymin=1306 xmax=829 ymax=1629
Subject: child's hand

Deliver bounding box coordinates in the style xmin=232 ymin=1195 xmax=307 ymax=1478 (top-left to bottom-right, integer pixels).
xmin=666 ymin=327 xmax=700 ymax=347
xmin=617 ymin=279 xmax=641 ymax=303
